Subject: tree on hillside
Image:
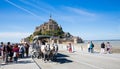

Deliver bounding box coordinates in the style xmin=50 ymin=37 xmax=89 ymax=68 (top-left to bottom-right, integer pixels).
xmin=33 ymin=30 xmax=42 ymax=36
xmin=25 ymin=34 xmax=33 ymax=42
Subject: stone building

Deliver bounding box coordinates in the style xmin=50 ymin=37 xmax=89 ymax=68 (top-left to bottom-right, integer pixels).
xmin=24 ymin=16 xmax=83 ymax=44
xmin=35 ymin=17 xmax=60 ymax=33
xmin=21 ymin=38 xmax=29 ymax=44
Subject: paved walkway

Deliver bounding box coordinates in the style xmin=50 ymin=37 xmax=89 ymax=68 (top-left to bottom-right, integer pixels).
xmin=0 ymin=57 xmax=40 ymax=69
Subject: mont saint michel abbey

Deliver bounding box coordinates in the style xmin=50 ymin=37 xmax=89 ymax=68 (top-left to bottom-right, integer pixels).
xmin=22 ymin=16 xmax=83 ymax=44
xmin=35 ymin=16 xmax=61 ymax=34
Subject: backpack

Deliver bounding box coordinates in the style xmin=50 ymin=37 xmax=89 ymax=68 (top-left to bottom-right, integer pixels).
xmin=19 ymin=47 xmax=24 ymax=53
xmin=90 ymin=43 xmax=94 ymax=48
xmin=92 ymin=43 xmax=94 ymax=47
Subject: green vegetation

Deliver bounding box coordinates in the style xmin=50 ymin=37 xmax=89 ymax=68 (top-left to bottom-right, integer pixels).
xmin=33 ymin=30 xmax=42 ymax=36
xmin=26 ymin=34 xmax=33 ymax=42
xmin=26 ymin=26 xmax=64 ymax=42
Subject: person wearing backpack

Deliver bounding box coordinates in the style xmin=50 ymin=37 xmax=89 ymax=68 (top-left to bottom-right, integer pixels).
xmin=19 ymin=44 xmax=25 ymax=58
xmin=89 ymin=41 xmax=94 ymax=53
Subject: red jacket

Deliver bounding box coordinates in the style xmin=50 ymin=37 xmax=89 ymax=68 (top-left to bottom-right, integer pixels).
xmin=13 ymin=47 xmax=19 ymax=53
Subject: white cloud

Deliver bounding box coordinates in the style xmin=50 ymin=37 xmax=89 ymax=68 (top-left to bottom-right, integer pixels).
xmin=5 ymin=0 xmax=39 ymax=17
xmin=0 ymin=32 xmax=31 ymax=38
xmin=65 ymin=7 xmax=95 ymax=16
xmin=5 ymin=0 xmax=44 ymax=20
xmin=19 ymin=0 xmax=57 ymax=15
xmin=0 ymin=32 xmax=32 ymax=43
xmin=19 ymin=0 xmax=48 ymax=13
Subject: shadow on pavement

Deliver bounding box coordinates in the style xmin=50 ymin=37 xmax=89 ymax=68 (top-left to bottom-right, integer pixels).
xmin=56 ymin=53 xmax=69 ymax=57
xmin=52 ymin=53 xmax=73 ymax=64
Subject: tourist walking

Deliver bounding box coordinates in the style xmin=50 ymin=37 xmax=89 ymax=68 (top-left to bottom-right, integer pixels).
xmin=13 ymin=44 xmax=19 ymax=63
xmin=0 ymin=42 xmax=6 ymax=64
xmin=89 ymin=41 xmax=94 ymax=53
xmin=7 ymin=42 xmax=13 ymax=62
xmin=2 ymin=42 xmax=9 ymax=64
xmin=106 ymin=42 xmax=112 ymax=54
xmin=87 ymin=42 xmax=90 ymax=52
xmin=24 ymin=43 xmax=30 ymax=57
xmin=19 ymin=44 xmax=25 ymax=58
xmin=0 ymin=42 xmax=3 ymax=56
xmin=2 ymin=42 xmax=13 ymax=63
xmin=100 ymin=42 xmax=105 ymax=54
xmin=67 ymin=43 xmax=72 ymax=53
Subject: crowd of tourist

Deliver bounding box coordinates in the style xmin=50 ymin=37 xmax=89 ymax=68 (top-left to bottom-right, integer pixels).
xmin=100 ymin=42 xmax=112 ymax=54
xmin=87 ymin=41 xmax=112 ymax=54
xmin=66 ymin=41 xmax=112 ymax=54
xmin=0 ymin=42 xmax=30 ymax=64
xmin=0 ymin=40 xmax=113 ymax=65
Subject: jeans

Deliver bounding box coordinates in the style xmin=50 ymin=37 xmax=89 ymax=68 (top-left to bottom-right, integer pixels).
xmin=88 ymin=48 xmax=90 ymax=52
xmin=90 ymin=48 xmax=93 ymax=53
xmin=14 ymin=57 xmax=18 ymax=62
xmin=88 ymin=48 xmax=93 ymax=53
xmin=5 ymin=53 xmax=9 ymax=62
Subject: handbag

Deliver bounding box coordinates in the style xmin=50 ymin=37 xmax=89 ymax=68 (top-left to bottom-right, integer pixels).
xmin=13 ymin=52 xmax=17 ymax=57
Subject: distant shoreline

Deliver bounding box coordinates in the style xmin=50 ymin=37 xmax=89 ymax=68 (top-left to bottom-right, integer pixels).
xmin=84 ymin=39 xmax=120 ymax=42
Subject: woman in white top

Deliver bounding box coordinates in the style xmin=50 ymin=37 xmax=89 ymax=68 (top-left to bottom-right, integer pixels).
xmin=87 ymin=42 xmax=90 ymax=52
xmin=106 ymin=42 xmax=112 ymax=54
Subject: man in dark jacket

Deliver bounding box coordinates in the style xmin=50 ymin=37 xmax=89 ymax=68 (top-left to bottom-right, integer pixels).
xmin=3 ymin=42 xmax=13 ymax=62
xmin=100 ymin=42 xmax=105 ymax=54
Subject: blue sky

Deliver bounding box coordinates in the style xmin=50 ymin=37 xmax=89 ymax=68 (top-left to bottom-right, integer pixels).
xmin=0 ymin=0 xmax=120 ymax=43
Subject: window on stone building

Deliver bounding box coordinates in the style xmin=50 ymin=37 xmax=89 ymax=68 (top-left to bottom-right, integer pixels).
xmin=49 ymin=25 xmax=53 ymax=29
